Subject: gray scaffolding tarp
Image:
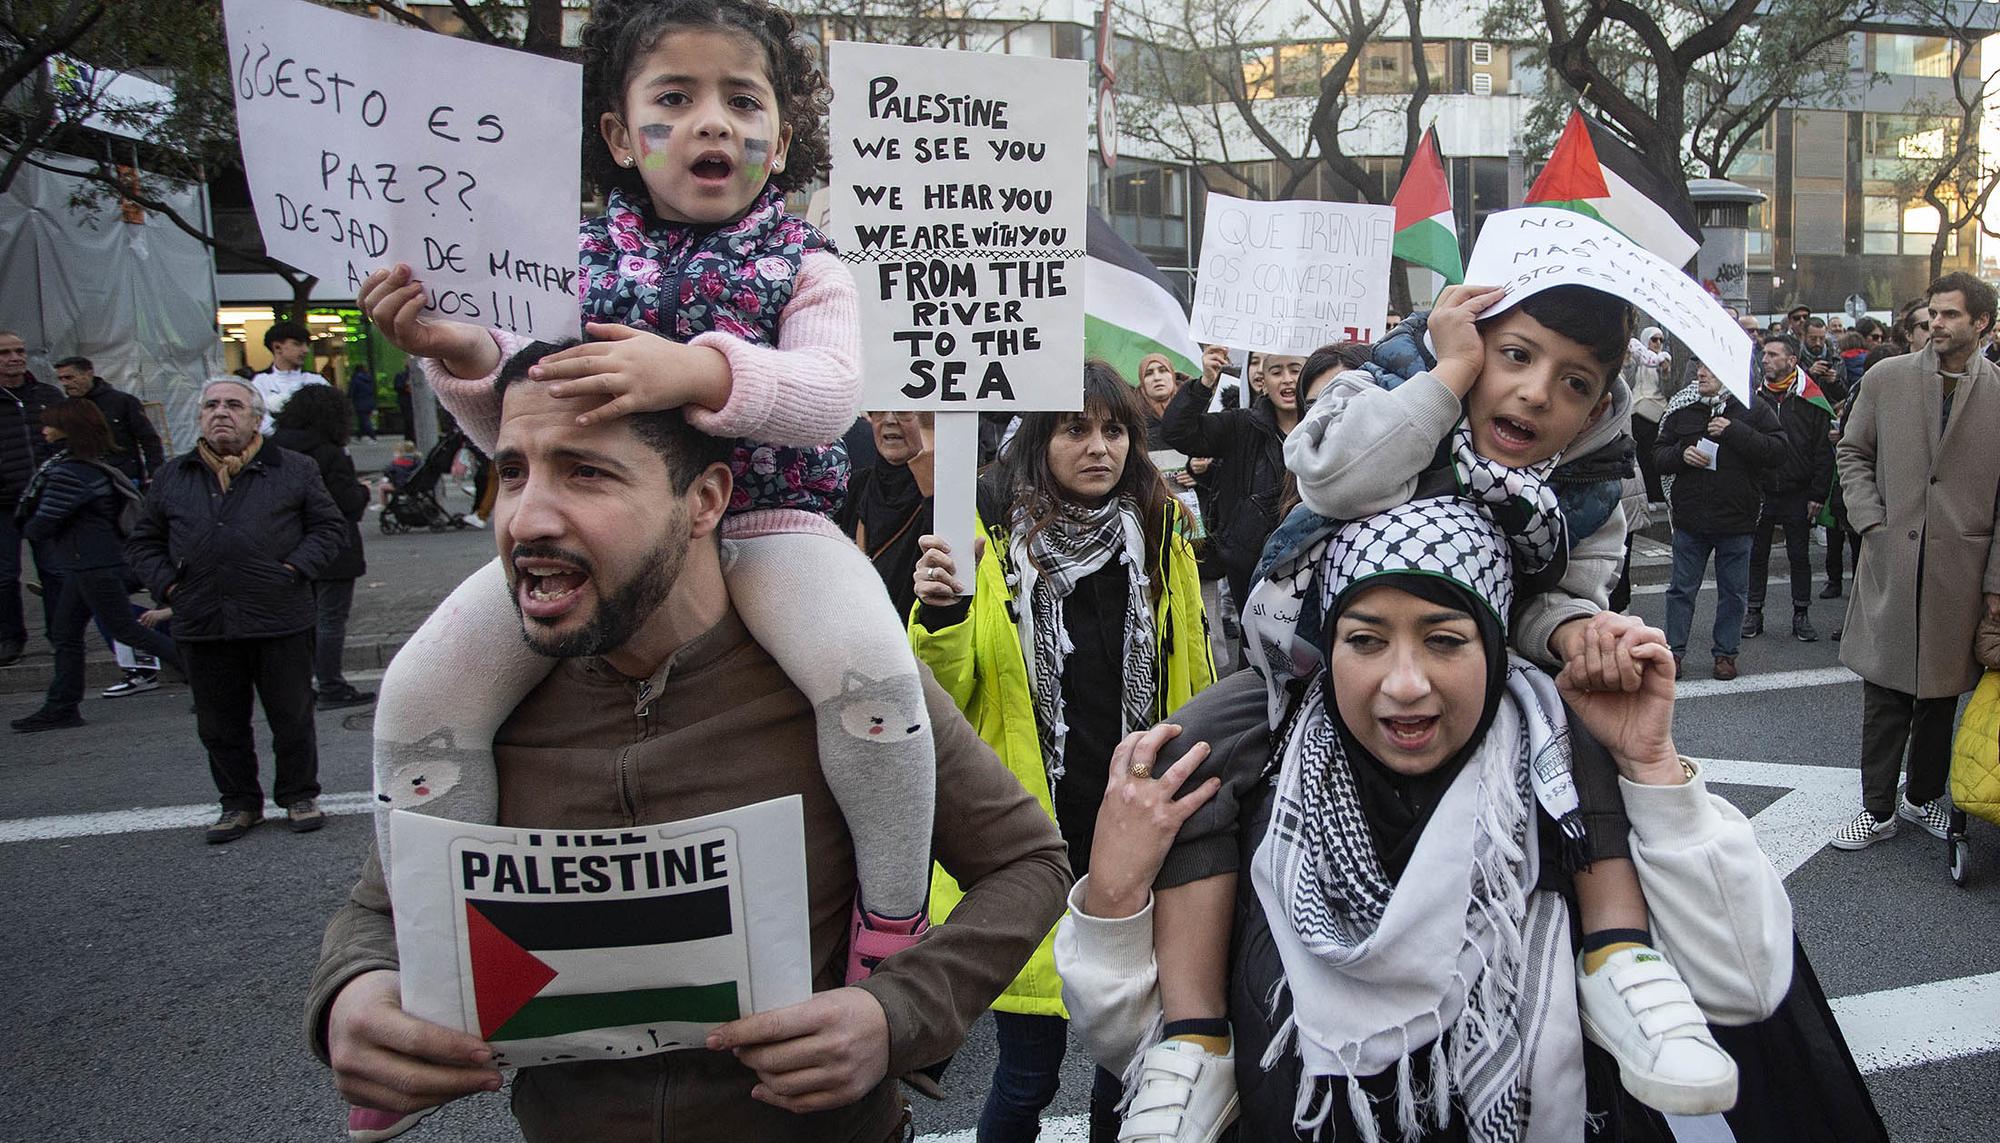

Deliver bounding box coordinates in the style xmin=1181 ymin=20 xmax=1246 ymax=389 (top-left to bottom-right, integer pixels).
xmin=0 ymin=152 xmax=221 ymax=452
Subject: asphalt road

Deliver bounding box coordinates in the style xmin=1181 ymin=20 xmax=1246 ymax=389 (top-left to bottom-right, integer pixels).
xmin=1 ymin=525 xmax=1996 ymax=1142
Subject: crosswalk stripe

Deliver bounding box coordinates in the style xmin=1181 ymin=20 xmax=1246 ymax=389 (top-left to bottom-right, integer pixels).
xmin=1830 ymin=971 xmax=2000 ymax=1073
xmin=1674 ymin=665 xmax=1858 ymax=699
xmin=0 ymin=790 xmax=380 ymax=843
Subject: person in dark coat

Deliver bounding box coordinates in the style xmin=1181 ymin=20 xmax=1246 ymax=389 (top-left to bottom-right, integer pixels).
xmin=54 ymin=357 xmax=164 ymax=487
xmin=0 ymin=330 xmax=64 ymax=666
xmin=11 ymin=399 xmax=181 ymax=732
xmin=1654 ymin=363 xmax=1789 ymax=680
xmin=126 ymin=377 xmax=346 ymax=843
xmin=347 ymin=364 xmax=378 ymax=440
xmin=837 ymin=410 xmax=932 ymax=619
xmin=271 ymin=383 xmax=375 ymax=709
xmin=1745 ymin=334 xmax=1836 ymax=642
xmin=1161 ymin=352 xmax=1304 ymax=641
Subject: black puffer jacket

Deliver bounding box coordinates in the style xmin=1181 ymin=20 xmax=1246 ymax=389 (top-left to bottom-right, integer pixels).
xmin=80 ymin=378 xmax=166 ymax=485
xmin=1161 ymin=379 xmax=1287 ymax=601
xmin=17 ymin=455 xmax=129 ymax=572
xmin=1655 ymin=393 xmax=1788 ymax=535
xmin=270 ymin=425 xmax=370 ymax=580
xmin=125 ymin=443 xmax=346 ymax=640
xmin=1 ymin=376 xmax=63 ymax=507
xmin=1759 ymin=376 xmax=1836 ymax=498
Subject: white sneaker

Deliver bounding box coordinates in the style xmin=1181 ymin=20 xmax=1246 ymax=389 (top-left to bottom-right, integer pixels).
xmin=1578 ymin=947 xmax=1738 ymax=1115
xmin=1829 ymin=809 xmax=1898 ymax=850
xmin=1117 ymin=1039 xmax=1239 ymax=1143
xmin=1897 ymin=790 xmax=1952 ymax=839
xmin=102 ymin=671 xmax=159 ymax=698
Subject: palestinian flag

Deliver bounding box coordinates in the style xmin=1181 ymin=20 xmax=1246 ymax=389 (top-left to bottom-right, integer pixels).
xmin=1779 ymin=369 xmax=1838 ymax=417
xmin=1526 ymin=109 xmax=1703 ymax=268
xmin=1392 ymin=127 xmax=1463 ymax=285
xmin=466 ymin=886 xmax=744 ymax=1042
xmin=1085 ymin=208 xmax=1202 ymax=384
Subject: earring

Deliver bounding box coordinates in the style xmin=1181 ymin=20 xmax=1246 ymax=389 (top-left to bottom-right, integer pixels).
xmin=623 ymin=156 xmax=635 ymax=168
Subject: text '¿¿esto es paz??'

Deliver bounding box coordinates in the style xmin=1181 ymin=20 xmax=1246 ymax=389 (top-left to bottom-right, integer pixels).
xmin=225 ymin=0 xmax=584 ymax=339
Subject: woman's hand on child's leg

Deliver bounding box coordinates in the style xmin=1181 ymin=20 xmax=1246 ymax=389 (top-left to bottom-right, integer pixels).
xmin=530 ymin=323 xmax=731 ymax=424
xmin=357 ymin=265 xmax=499 ymax=379
xmin=1083 ymin=725 xmax=1220 ymax=920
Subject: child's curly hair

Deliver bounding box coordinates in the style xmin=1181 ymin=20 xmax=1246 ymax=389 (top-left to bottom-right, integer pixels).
xmin=580 ymin=0 xmax=831 ymax=203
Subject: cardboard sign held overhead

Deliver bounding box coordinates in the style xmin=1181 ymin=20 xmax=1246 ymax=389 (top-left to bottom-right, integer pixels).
xmin=1189 ymin=194 xmax=1395 ymax=355
xmin=1462 ymin=207 xmax=1755 ymax=403
xmin=222 ymin=0 xmax=581 ymax=338
xmin=829 ymin=41 xmax=1088 ymax=412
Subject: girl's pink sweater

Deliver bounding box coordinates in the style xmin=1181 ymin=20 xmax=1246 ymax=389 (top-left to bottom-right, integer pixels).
xmin=421 ymin=251 xmax=861 ymax=540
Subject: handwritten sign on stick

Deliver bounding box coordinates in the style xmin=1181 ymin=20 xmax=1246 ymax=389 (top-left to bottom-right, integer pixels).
xmin=1189 ymin=195 xmax=1394 ymax=354
xmin=222 ymin=0 xmax=581 ymax=338
xmin=829 ymin=41 xmax=1087 ymax=411
xmin=1463 ymin=207 xmax=1754 ymax=403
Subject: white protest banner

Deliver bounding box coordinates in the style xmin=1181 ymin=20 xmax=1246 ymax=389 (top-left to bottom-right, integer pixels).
xmin=390 ymin=797 xmax=811 ymax=1068
xmin=1189 ymin=194 xmax=1394 ymax=355
xmin=1462 ymin=207 xmax=1755 ymax=403
xmin=828 ymin=41 xmax=1087 ymax=411
xmin=222 ymin=0 xmax=581 ymax=338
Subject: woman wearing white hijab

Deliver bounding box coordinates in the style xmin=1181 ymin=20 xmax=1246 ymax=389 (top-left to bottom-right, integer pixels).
xmin=1056 ymin=498 xmax=1803 ymax=1142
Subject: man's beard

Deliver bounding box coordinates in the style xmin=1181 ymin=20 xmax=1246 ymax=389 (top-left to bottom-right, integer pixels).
xmin=512 ymin=528 xmax=688 ymax=660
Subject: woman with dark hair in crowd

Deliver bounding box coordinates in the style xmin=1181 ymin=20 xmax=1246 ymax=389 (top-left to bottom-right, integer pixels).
xmin=909 ymin=360 xmax=1217 ymax=1141
xmin=271 ymin=382 xmax=375 ymax=708
xmin=12 ymin=399 xmax=180 ymax=732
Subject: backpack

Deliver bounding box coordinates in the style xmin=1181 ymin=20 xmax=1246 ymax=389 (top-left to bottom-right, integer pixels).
xmin=84 ymin=460 xmax=144 ymax=538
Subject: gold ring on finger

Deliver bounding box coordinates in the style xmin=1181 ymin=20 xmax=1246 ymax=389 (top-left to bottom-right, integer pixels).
xmin=1129 ymin=762 xmax=1151 ymax=779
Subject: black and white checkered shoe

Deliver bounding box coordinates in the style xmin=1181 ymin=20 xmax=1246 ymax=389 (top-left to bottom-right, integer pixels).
xmin=1829 ymin=810 xmax=1898 ymax=851
xmin=1897 ymin=792 xmax=1952 ymax=840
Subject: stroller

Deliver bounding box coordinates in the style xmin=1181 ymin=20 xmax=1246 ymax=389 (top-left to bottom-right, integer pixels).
xmin=380 ymin=428 xmax=472 ymax=534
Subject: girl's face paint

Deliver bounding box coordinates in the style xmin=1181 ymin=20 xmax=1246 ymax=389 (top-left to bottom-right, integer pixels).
xmin=637 ymin=123 xmax=672 ymax=172
xmin=742 ymin=138 xmax=771 ymax=185
xmin=604 ymin=29 xmax=793 ymax=225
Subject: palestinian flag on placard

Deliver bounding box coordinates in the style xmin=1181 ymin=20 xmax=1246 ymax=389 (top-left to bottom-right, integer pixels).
xmin=466 ymin=886 xmax=744 ymax=1042
xmin=1085 ymin=208 xmax=1202 ymax=385
xmin=1526 ymin=109 xmax=1703 ymax=268
xmin=1392 ymin=127 xmax=1463 ymax=285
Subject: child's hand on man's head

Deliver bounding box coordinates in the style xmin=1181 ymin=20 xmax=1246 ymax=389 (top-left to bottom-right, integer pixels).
xmin=1426 ymin=284 xmax=1509 ymax=398
xmin=529 ymin=323 xmax=732 ymax=426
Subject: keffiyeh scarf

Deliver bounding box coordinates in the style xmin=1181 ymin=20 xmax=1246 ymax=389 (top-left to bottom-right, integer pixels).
xmin=1011 ymin=497 xmax=1155 ymax=786
xmin=577 ymin=186 xmax=847 ymax=519
xmin=1253 ymin=667 xmax=1584 ymax=1143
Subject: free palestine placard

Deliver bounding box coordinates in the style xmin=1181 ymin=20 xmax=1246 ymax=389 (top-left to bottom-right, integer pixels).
xmin=391 ymin=798 xmax=810 ymax=1067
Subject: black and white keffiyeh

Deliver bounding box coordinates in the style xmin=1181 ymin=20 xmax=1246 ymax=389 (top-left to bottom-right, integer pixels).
xmin=1449 ymin=423 xmax=1567 ymax=583
xmin=1011 ymin=497 xmax=1155 ymax=786
xmin=1251 ymin=500 xmax=1588 ymax=1142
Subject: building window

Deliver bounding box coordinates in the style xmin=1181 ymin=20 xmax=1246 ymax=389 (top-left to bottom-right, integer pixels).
xmin=1239 ymin=46 xmax=1276 ymax=99
xmin=1863 ymin=112 xmax=1954 ymax=181
xmin=1866 ymin=33 xmax=1958 ymax=78
xmin=1471 ymin=41 xmax=1492 ymax=65
xmin=1471 ymin=72 xmax=1491 ymax=95
xmin=1864 ymin=194 xmax=1954 ymax=256
xmin=1276 ymin=42 xmax=1332 ymax=97
xmin=1110 ymin=161 xmax=1188 ymax=254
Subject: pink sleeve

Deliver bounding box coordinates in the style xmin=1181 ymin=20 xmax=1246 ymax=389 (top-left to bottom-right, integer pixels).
xmin=685 ymin=251 xmax=862 ymax=446
xmin=418 ymin=328 xmax=532 ymax=456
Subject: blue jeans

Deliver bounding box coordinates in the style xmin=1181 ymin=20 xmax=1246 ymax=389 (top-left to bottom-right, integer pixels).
xmin=1665 ymin=528 xmax=1753 ymax=657
xmin=978 ymin=1011 xmax=1123 ymax=1143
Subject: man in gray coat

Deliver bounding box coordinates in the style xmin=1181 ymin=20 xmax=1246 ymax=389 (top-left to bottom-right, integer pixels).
xmin=1831 ymin=271 xmax=2000 ymax=850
